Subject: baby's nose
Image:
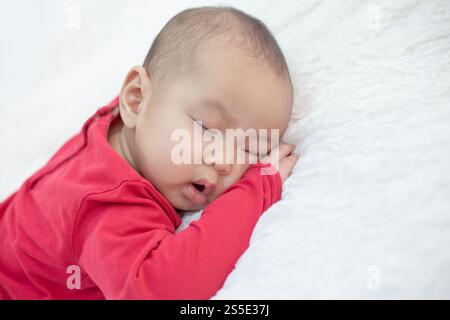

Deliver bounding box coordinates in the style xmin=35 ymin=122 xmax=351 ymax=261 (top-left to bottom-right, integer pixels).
xmin=213 ymin=162 xmax=232 ymax=175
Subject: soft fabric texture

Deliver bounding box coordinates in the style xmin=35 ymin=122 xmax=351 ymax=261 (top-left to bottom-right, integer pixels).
xmin=0 ymin=0 xmax=449 ymax=299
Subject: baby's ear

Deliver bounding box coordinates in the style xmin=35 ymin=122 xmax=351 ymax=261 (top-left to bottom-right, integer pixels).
xmin=119 ymin=66 xmax=150 ymax=128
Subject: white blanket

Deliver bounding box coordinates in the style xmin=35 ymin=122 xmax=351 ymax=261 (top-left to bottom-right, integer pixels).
xmin=1 ymin=0 xmax=449 ymax=299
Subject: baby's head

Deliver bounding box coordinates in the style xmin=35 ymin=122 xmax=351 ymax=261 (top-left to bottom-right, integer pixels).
xmin=115 ymin=6 xmax=293 ymax=211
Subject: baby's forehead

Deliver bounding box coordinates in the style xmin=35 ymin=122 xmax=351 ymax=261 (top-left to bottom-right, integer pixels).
xmin=177 ymin=39 xmax=292 ymax=131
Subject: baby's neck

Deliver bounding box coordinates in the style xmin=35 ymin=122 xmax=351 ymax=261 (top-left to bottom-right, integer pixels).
xmin=107 ymin=117 xmax=138 ymax=172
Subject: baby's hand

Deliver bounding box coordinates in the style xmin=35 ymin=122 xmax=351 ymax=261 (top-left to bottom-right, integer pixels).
xmin=260 ymin=143 xmax=299 ymax=183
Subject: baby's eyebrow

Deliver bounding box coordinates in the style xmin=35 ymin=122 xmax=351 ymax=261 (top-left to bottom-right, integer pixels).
xmin=198 ymin=98 xmax=236 ymax=124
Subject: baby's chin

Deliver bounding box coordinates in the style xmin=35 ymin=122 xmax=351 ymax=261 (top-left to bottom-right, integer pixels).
xmin=165 ymin=190 xmax=208 ymax=213
xmin=173 ymin=201 xmax=206 ymax=213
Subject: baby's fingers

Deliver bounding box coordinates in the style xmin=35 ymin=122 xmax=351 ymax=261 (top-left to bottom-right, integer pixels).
xmin=278 ymin=143 xmax=295 ymax=158
xmin=279 ymin=153 xmax=299 ymax=183
xmin=260 ymin=143 xmax=295 ymax=165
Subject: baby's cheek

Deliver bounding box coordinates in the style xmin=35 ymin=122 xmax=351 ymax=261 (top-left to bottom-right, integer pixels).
xmin=225 ymin=164 xmax=250 ymax=186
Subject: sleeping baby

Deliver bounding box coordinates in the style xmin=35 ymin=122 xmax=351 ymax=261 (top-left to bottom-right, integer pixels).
xmin=0 ymin=6 xmax=298 ymax=299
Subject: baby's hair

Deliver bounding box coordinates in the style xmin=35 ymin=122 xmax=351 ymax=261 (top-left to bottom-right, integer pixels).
xmin=142 ymin=6 xmax=292 ymax=96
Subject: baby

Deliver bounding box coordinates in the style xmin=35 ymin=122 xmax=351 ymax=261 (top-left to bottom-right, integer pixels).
xmin=0 ymin=6 xmax=298 ymax=299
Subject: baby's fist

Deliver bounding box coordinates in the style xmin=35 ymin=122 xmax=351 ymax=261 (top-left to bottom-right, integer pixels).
xmin=260 ymin=143 xmax=299 ymax=183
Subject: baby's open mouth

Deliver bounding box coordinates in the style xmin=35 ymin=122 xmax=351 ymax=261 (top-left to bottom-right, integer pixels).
xmin=192 ymin=183 xmax=205 ymax=193
xmin=182 ymin=180 xmax=216 ymax=206
xmin=192 ymin=179 xmax=215 ymax=196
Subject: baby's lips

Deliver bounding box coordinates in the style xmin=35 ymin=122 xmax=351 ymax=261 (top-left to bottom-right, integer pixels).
xmin=202 ymin=184 xmax=215 ymax=196
xmin=183 ymin=184 xmax=208 ymax=205
xmin=192 ymin=178 xmax=216 ymax=196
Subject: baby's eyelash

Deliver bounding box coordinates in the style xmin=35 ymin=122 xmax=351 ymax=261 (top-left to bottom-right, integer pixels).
xmin=243 ymin=148 xmax=259 ymax=156
xmin=191 ymin=117 xmax=259 ymax=158
xmin=192 ymin=118 xmax=209 ymax=130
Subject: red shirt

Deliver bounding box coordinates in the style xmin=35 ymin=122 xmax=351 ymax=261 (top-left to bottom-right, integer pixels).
xmin=0 ymin=97 xmax=282 ymax=299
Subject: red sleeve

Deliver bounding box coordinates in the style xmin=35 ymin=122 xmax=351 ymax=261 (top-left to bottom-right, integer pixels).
xmin=74 ymin=162 xmax=282 ymax=299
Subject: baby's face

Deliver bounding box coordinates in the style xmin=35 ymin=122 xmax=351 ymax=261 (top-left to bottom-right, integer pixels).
xmin=120 ymin=45 xmax=293 ymax=211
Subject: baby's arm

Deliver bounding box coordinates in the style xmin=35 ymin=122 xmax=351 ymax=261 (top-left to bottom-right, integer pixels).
xmin=74 ymin=145 xmax=297 ymax=299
